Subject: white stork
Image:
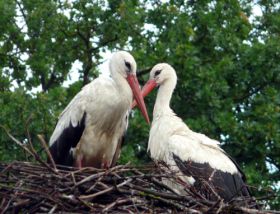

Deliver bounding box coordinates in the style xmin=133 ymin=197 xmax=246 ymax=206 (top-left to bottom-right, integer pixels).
xmin=49 ymin=51 xmax=149 ymax=169
xmin=135 ymin=63 xmax=252 ymax=201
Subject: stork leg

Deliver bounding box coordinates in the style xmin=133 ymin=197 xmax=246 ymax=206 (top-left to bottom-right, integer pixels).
xmin=75 ymin=154 xmax=83 ymax=169
xmin=101 ymin=160 xmax=111 ymax=170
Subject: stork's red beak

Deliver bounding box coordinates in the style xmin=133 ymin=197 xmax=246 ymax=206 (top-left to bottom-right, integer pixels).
xmin=131 ymin=79 xmax=157 ymax=109
xmin=126 ymin=74 xmax=150 ymax=124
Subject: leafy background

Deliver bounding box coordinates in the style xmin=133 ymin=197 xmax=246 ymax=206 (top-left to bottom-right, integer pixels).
xmin=0 ymin=0 xmax=279 ymax=209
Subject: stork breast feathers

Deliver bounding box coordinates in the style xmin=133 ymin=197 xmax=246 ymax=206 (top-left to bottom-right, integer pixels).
xmin=49 ymin=77 xmax=118 ymax=145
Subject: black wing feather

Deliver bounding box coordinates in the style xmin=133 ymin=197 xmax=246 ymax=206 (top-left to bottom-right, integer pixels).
xmin=222 ymin=151 xmax=252 ymax=197
xmin=173 ymin=153 xmax=251 ymax=202
xmin=48 ymin=112 xmax=87 ymax=166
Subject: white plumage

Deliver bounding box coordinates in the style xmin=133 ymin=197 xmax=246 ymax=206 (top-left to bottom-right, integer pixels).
xmin=139 ymin=63 xmax=251 ymax=201
xmin=49 ymin=51 xmax=149 ymax=169
xmin=148 ymin=115 xmax=238 ymax=174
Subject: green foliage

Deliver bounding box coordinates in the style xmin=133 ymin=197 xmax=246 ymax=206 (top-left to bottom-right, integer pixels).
xmin=0 ymin=0 xmax=279 ymax=208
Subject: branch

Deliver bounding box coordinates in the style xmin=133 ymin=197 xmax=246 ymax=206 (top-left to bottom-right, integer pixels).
xmin=44 ymin=72 xmax=57 ymax=91
xmin=76 ymin=26 xmax=89 ymax=47
xmin=0 ymin=125 xmax=58 ymax=174
xmin=265 ymin=157 xmax=280 ymax=172
xmin=79 ymin=178 xmax=132 ymax=200
xmin=233 ymin=76 xmax=280 ymax=103
xmin=89 ymin=35 xmax=119 ymax=53
xmin=37 ymin=134 xmax=57 ymax=170
xmin=15 ymin=0 xmax=27 ymax=24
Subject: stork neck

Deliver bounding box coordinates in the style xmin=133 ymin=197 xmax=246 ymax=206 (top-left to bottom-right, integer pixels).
xmin=112 ymin=72 xmax=132 ymax=104
xmin=153 ymin=80 xmax=175 ymax=117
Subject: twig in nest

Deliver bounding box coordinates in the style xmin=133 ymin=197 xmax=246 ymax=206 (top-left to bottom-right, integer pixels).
xmin=74 ymin=165 xmax=128 ymax=188
xmin=0 ymin=125 xmax=57 ymax=174
xmin=37 ymin=134 xmax=57 ymax=170
xmin=79 ymin=178 xmax=133 ymax=200
xmin=102 ymin=198 xmax=135 ymax=212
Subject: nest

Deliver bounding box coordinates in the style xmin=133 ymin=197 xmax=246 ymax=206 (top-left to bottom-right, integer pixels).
xmin=1 ymin=161 xmax=278 ymax=214
xmin=0 ymin=130 xmax=279 ymax=213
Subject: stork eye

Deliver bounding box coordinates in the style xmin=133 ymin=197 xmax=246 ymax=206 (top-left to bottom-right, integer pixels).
xmin=124 ymin=61 xmax=131 ymax=71
xmin=154 ymin=70 xmax=162 ymax=77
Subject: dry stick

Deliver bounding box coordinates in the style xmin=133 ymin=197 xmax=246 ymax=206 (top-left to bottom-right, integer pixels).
xmin=102 ymin=198 xmax=133 ymax=213
xmin=118 ymin=207 xmax=135 ymax=214
xmin=112 ymin=171 xmax=122 ymax=179
xmin=97 ymin=181 xmax=110 ymax=189
xmin=151 ymin=177 xmax=181 ymax=195
xmin=118 ymin=186 xmax=197 ymax=213
xmin=129 ymin=183 xmax=185 ymax=201
xmin=25 ymin=131 xmax=49 ymax=168
xmin=151 ymin=177 xmax=211 ymax=207
xmin=37 ymin=134 xmax=57 ymax=171
xmin=216 ymin=202 xmax=224 ymax=214
xmin=74 ymin=171 xmax=107 ymax=189
xmin=86 ymin=174 xmax=105 ymax=193
xmin=75 ymin=197 xmax=96 ymax=210
xmin=0 ymin=161 xmax=15 ymax=174
xmin=156 ymin=196 xmax=202 ymax=213
xmin=48 ymin=204 xmax=57 ymax=214
xmin=70 ymin=172 xmax=77 ymax=186
xmin=206 ymin=198 xmax=223 ymax=213
xmin=0 ymin=199 xmax=6 ymax=209
xmin=138 ymin=165 xmax=187 ymax=191
xmin=132 ymin=167 xmax=182 ymax=195
xmin=8 ymin=163 xmax=61 ymax=179
xmin=74 ymin=165 xmax=127 ymax=188
xmin=126 ymin=197 xmax=140 ymax=213
xmin=79 ymin=178 xmax=133 ymax=200
xmin=0 ymin=125 xmax=33 ymax=157
xmin=0 ymin=125 xmax=57 ymax=174
xmin=131 ymin=167 xmax=178 ymax=190
xmin=0 ymin=198 xmax=12 ymax=214
xmin=123 ymin=173 xmax=174 ymax=180
xmin=66 ymin=166 xmax=101 ymax=175
xmin=204 ymin=179 xmax=222 ymax=201
xmin=0 ymin=182 xmax=64 ymax=207
xmin=130 ymin=182 xmax=215 ymax=209
xmin=11 ymin=199 xmax=31 ymax=209
xmin=187 ymin=184 xmax=210 ymax=201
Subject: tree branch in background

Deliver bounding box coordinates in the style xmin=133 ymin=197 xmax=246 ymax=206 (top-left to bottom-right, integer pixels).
xmin=233 ymin=77 xmax=280 ymax=103
xmin=90 ymin=35 xmax=119 ymax=53
xmin=15 ymin=0 xmax=27 ymax=24
xmin=233 ymin=82 xmax=268 ymax=103
xmin=76 ymin=26 xmax=88 ymax=46
xmin=77 ymin=26 xmax=93 ymax=85
xmin=40 ymin=74 xmax=47 ymax=92
xmin=45 ymin=72 xmax=56 ymax=91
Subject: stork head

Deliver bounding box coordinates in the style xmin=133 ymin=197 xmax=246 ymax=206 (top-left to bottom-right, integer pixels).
xmin=110 ymin=51 xmax=150 ymax=124
xmin=132 ymin=63 xmax=177 ymax=108
xmin=109 ymin=51 xmax=137 ymax=78
xmin=148 ymin=63 xmax=177 ymax=86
